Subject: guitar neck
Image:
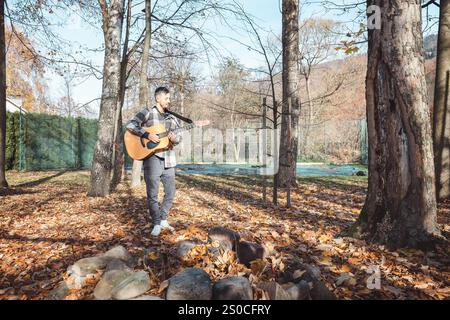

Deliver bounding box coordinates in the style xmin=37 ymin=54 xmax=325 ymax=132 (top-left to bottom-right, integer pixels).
xmin=158 ymin=123 xmax=197 ymax=138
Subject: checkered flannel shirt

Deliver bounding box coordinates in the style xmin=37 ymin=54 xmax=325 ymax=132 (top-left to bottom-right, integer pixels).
xmin=126 ymin=106 xmax=182 ymax=168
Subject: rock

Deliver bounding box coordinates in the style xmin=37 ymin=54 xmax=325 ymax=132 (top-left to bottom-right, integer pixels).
xmin=130 ymin=295 xmax=164 ymax=300
xmin=166 ymin=268 xmax=212 ymax=300
xmin=176 ymin=240 xmax=197 ymax=260
xmin=103 ymin=245 xmax=134 ymax=265
xmin=68 ymin=256 xmax=109 ymax=277
xmin=46 ymin=283 xmax=69 ymax=300
xmin=257 ymin=282 xmax=292 ymax=300
xmin=208 ymin=227 xmax=240 ymax=251
xmin=111 ymin=271 xmax=151 ymax=300
xmin=237 ymin=241 xmax=267 ymax=267
xmin=292 ymin=264 xmax=336 ymax=300
xmin=213 ymin=276 xmax=253 ymax=300
xmin=105 ymin=259 xmax=133 ymax=272
xmin=94 ymin=270 xmax=133 ymax=300
xmin=285 ymin=280 xmax=311 ymax=300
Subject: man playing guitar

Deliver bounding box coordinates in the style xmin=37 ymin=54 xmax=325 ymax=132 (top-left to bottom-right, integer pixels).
xmin=126 ymin=87 xmax=181 ymax=237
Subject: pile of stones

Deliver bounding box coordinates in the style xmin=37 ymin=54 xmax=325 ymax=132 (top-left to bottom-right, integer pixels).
xmin=46 ymin=226 xmax=336 ymax=300
xmin=47 ymin=246 xmax=160 ymax=300
xmin=173 ymin=226 xmax=336 ymax=300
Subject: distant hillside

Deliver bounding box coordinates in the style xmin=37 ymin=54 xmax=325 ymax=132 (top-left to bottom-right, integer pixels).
xmin=301 ymin=51 xmax=436 ymax=120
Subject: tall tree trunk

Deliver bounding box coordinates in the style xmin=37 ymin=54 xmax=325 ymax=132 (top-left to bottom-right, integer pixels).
xmin=131 ymin=0 xmax=151 ymax=188
xmin=88 ymin=0 xmax=125 ymax=197
xmin=349 ymin=0 xmax=440 ymax=249
xmin=433 ymin=0 xmax=450 ymax=201
xmin=111 ymin=108 xmax=124 ymax=191
xmin=111 ymin=0 xmax=132 ymax=192
xmin=278 ymin=0 xmax=301 ymax=187
xmin=0 ymin=0 xmax=7 ymax=189
xmin=302 ymin=74 xmax=313 ymax=158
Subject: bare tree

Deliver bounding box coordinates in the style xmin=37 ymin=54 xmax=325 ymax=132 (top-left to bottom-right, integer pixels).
xmin=217 ymin=58 xmax=253 ymax=161
xmin=348 ymin=0 xmax=440 ymax=248
xmin=0 ymin=0 xmax=7 ymax=188
xmin=298 ymin=18 xmax=341 ymax=156
xmin=433 ymin=0 xmax=450 ymax=201
xmin=88 ymin=0 xmax=125 ymax=197
xmin=279 ymin=0 xmax=301 ymax=188
xmin=129 ymin=0 xmax=151 ymax=189
xmin=111 ymin=0 xmax=134 ymax=192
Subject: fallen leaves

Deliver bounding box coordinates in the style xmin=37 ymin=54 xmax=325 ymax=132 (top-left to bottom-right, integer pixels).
xmin=1 ymin=170 xmax=449 ymax=300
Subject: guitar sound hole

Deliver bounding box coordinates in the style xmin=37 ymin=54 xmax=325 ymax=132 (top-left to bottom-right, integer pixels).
xmin=146 ymin=141 xmax=159 ymax=149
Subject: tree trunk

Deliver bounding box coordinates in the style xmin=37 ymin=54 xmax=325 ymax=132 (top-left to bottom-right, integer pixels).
xmin=0 ymin=0 xmax=8 ymax=189
xmin=302 ymin=74 xmax=313 ymax=158
xmin=88 ymin=0 xmax=125 ymax=197
xmin=349 ymin=0 xmax=440 ymax=249
xmin=110 ymin=107 xmax=125 ymax=191
xmin=130 ymin=0 xmax=151 ymax=188
xmin=433 ymin=0 xmax=450 ymax=201
xmin=111 ymin=0 xmax=132 ymax=192
xmin=278 ymin=0 xmax=301 ymax=188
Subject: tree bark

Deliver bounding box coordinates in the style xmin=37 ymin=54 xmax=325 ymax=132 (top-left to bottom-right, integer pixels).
xmin=433 ymin=0 xmax=450 ymax=201
xmin=111 ymin=0 xmax=132 ymax=192
xmin=301 ymin=74 xmax=313 ymax=158
xmin=130 ymin=0 xmax=151 ymax=188
xmin=349 ymin=0 xmax=440 ymax=249
xmin=0 ymin=0 xmax=8 ymax=189
xmin=88 ymin=0 xmax=125 ymax=197
xmin=278 ymin=0 xmax=301 ymax=188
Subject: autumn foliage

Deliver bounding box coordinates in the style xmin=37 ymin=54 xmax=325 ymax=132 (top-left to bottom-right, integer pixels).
xmin=0 ymin=171 xmax=448 ymax=300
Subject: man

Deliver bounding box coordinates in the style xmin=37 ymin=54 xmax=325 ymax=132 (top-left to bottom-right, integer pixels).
xmin=126 ymin=87 xmax=181 ymax=237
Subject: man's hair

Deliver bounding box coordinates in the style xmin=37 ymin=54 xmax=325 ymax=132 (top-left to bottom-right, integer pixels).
xmin=155 ymin=86 xmax=170 ymax=98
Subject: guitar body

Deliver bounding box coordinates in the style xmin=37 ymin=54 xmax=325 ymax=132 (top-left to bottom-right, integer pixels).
xmin=124 ymin=124 xmax=172 ymax=160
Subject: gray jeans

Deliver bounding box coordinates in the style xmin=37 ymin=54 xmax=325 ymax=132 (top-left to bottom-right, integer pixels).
xmin=143 ymin=155 xmax=176 ymax=225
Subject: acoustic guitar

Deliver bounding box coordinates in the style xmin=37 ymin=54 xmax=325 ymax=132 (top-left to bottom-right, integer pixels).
xmin=124 ymin=120 xmax=210 ymax=160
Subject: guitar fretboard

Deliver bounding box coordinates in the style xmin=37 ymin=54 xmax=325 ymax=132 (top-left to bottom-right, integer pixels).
xmin=157 ymin=123 xmax=196 ymax=138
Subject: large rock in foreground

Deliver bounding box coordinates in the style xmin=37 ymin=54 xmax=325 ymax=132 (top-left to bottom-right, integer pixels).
xmin=68 ymin=256 xmax=109 ymax=277
xmin=257 ymin=281 xmax=292 ymax=300
xmin=208 ymin=226 xmax=240 ymax=251
xmin=166 ymin=268 xmax=212 ymax=300
xmin=293 ymin=264 xmax=337 ymax=300
xmin=111 ymin=271 xmax=151 ymax=300
xmin=213 ymin=276 xmax=253 ymax=300
xmin=103 ymin=245 xmax=134 ymax=266
xmin=237 ymin=241 xmax=267 ymax=267
xmin=93 ymin=270 xmax=133 ymax=300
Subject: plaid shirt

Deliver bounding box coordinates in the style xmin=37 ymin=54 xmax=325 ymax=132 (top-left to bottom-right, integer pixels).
xmin=126 ymin=106 xmax=182 ymax=168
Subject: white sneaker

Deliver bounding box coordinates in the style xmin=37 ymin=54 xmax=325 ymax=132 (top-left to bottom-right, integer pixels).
xmin=160 ymin=220 xmax=175 ymax=232
xmin=151 ymin=225 xmax=161 ymax=236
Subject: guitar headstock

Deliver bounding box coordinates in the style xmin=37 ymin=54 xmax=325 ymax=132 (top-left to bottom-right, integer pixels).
xmin=194 ymin=120 xmax=210 ymax=127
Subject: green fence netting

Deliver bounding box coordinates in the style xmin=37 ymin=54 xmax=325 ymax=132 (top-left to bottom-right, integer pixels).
xmin=6 ymin=112 xmax=95 ymax=171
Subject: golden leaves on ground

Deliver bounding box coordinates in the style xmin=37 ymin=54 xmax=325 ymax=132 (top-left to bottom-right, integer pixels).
xmin=1 ymin=171 xmax=449 ymax=300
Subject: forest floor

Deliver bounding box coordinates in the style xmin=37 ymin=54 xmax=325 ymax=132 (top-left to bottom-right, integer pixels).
xmin=0 ymin=170 xmax=449 ymax=300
